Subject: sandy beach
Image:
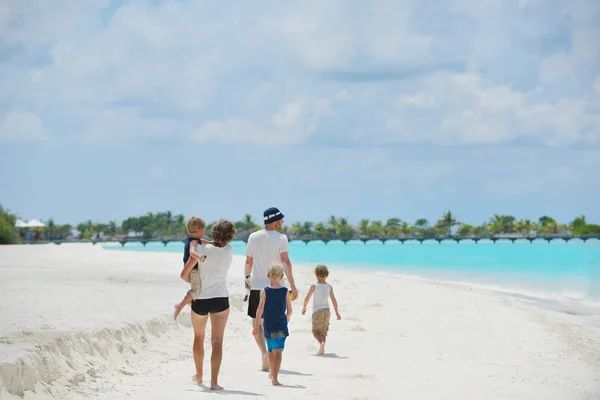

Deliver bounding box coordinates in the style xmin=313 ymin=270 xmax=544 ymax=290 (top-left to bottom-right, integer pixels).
xmin=0 ymin=244 xmax=599 ymax=400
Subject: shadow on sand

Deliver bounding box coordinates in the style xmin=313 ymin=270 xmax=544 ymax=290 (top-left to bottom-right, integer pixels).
xmin=186 ymin=386 xmax=264 ymax=396
xmin=275 ymin=384 xmax=306 ymax=389
xmin=313 ymin=353 xmax=348 ymax=359
xmin=279 ymin=369 xmax=312 ymax=376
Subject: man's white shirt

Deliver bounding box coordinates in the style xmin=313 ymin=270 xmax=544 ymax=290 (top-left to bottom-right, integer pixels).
xmin=246 ymin=229 xmax=290 ymax=290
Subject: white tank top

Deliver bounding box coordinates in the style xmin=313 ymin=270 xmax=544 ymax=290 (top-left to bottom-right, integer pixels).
xmin=312 ymin=283 xmax=331 ymax=311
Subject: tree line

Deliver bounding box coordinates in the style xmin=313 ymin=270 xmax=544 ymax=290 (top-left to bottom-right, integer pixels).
xmin=288 ymin=212 xmax=599 ymax=239
xmin=1 ymin=205 xmax=598 ymax=244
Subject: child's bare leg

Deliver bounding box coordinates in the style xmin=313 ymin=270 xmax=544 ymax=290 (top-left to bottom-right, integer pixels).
xmin=318 ymin=335 xmax=326 ymax=355
xmin=271 ymin=349 xmax=282 ymax=385
xmin=312 ymin=332 xmax=323 ymax=344
xmin=174 ymin=293 xmax=193 ymax=320
xmin=268 ymin=351 xmax=274 ymax=380
xmin=313 ymin=332 xmax=326 ymax=355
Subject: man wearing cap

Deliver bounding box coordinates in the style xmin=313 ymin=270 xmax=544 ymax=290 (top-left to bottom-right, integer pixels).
xmin=244 ymin=207 xmax=298 ymax=371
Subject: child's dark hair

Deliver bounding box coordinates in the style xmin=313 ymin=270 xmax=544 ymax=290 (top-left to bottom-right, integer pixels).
xmin=315 ymin=264 xmax=329 ymax=278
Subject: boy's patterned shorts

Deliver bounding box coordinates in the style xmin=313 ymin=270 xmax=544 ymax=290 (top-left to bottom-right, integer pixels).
xmin=312 ymin=308 xmax=331 ymax=336
xmin=188 ymin=269 xmax=201 ymax=299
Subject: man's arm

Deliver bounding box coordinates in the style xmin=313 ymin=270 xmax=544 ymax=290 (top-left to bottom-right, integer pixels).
xmin=252 ymin=290 xmax=266 ymax=335
xmin=280 ymin=252 xmax=298 ymax=300
xmin=302 ymin=284 xmax=316 ymax=315
xmin=244 ymin=256 xmax=253 ymax=290
xmin=329 ymin=286 xmax=342 ymax=320
xmin=286 ymin=292 xmax=293 ymax=322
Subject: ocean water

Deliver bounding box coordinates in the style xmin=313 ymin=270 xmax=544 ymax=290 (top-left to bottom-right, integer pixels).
xmin=103 ymin=238 xmax=600 ymax=306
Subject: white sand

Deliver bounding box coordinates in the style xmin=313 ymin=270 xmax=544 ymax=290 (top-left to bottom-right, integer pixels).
xmin=0 ymin=244 xmax=599 ymax=399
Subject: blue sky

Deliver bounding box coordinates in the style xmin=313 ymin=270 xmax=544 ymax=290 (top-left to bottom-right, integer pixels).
xmin=1 ymin=0 xmax=599 ymax=226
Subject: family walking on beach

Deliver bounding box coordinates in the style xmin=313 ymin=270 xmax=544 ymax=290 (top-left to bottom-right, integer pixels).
xmin=175 ymin=207 xmax=342 ymax=389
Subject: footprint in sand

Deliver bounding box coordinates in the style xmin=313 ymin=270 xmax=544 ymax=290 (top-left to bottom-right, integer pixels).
xmin=347 ymin=373 xmax=376 ymax=380
xmin=295 ymin=328 xmax=313 ymax=333
xmin=351 ymin=325 xmax=366 ymax=332
xmin=364 ymin=302 xmax=383 ymax=309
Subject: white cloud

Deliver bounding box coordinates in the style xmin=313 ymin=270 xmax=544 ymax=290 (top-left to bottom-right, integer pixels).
xmin=272 ymin=102 xmax=303 ymax=127
xmin=396 ymin=92 xmax=436 ymax=108
xmin=190 ymin=97 xmax=335 ymax=145
xmin=385 ymin=71 xmax=598 ymax=146
xmin=0 ymin=111 xmax=48 ymax=142
xmin=0 ymin=0 xmax=599 ymax=147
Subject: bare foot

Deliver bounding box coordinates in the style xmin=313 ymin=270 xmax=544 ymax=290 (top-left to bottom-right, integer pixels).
xmin=192 ymin=375 xmax=202 ymax=385
xmin=317 ymin=343 xmax=325 ymax=356
xmin=173 ymin=304 xmax=184 ymax=320
xmin=271 ymin=378 xmax=281 ymax=386
xmin=210 ymin=382 xmax=223 ymax=390
xmin=261 ymin=352 xmax=270 ymax=372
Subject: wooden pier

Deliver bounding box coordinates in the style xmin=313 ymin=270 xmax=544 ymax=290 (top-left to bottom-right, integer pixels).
xmin=46 ymin=233 xmax=600 ymax=247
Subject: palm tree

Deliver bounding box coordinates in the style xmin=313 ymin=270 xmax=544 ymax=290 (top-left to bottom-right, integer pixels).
xmin=301 ymin=221 xmax=313 ymax=236
xmin=290 ymin=222 xmax=302 ymax=236
xmin=489 ymin=214 xmax=502 ymax=234
xmin=488 ymin=214 xmax=516 ymax=234
xmin=368 ymin=220 xmax=384 ymax=237
xmin=400 ymin=221 xmax=411 ymax=236
xmin=437 ymin=211 xmax=457 ymax=236
xmin=385 ymin=218 xmax=401 ymax=235
xmin=327 ymin=215 xmax=338 ymax=236
xmin=358 ymin=219 xmax=370 ymax=236
xmin=108 ymin=220 xmax=118 ymax=237
xmin=47 ymin=218 xmax=55 ymax=240
xmin=236 ymin=214 xmax=258 ymax=233
xmin=570 ymin=215 xmax=586 ymax=232
xmin=415 ymin=218 xmax=429 ymax=229
xmin=472 ymin=224 xmax=486 ymax=236
xmin=538 ymin=215 xmax=555 ymax=228
xmin=313 ymin=222 xmax=329 ymax=239
xmin=337 ymin=217 xmax=354 ymax=238
xmin=458 ymin=223 xmax=473 ymax=236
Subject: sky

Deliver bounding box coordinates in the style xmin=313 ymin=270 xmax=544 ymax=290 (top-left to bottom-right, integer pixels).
xmin=0 ymin=0 xmax=599 ymax=227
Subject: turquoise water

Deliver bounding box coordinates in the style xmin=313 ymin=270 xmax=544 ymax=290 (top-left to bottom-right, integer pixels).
xmin=103 ymin=238 xmax=600 ymax=302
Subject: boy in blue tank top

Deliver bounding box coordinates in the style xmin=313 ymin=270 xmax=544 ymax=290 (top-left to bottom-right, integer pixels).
xmin=253 ymin=262 xmax=292 ymax=386
xmin=174 ymin=216 xmax=211 ymax=320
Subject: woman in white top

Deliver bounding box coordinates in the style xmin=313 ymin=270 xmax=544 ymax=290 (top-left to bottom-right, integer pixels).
xmin=180 ymin=220 xmax=236 ymax=391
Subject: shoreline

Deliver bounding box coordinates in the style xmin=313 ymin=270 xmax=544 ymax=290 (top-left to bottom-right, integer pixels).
xmin=102 ymin=242 xmax=600 ymax=327
xmin=1 ymin=244 xmax=599 ymax=399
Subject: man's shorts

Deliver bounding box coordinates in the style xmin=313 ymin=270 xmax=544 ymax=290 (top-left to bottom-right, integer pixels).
xmin=312 ymin=308 xmax=331 ymax=336
xmin=266 ymin=337 xmax=286 ymax=352
xmin=247 ymin=290 xmax=261 ymax=318
xmin=187 ymin=268 xmax=201 ymax=300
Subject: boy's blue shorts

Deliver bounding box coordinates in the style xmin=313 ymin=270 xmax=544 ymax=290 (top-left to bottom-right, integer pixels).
xmin=266 ymin=337 xmax=286 ymax=352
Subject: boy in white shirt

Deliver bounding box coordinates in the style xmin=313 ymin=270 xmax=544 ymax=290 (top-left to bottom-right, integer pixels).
xmin=302 ymin=264 xmax=342 ymax=356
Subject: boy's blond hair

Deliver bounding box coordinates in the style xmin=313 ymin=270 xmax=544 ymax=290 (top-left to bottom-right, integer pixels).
xmin=267 ymin=262 xmax=284 ymax=278
xmin=315 ymin=264 xmax=329 ymax=278
xmin=186 ymin=216 xmax=206 ymax=234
